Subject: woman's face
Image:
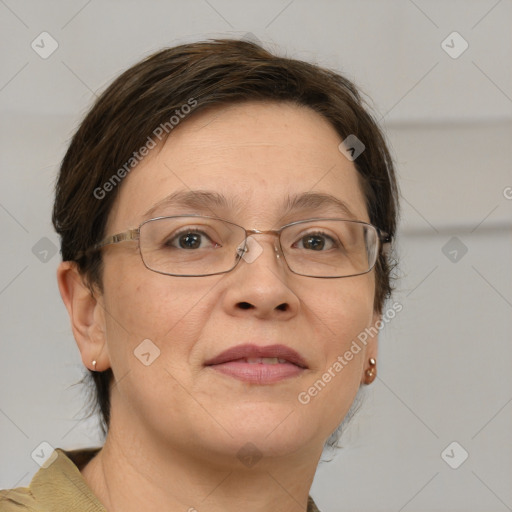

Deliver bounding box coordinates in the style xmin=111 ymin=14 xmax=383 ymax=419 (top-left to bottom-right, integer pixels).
xmin=89 ymin=101 xmax=378 ymax=463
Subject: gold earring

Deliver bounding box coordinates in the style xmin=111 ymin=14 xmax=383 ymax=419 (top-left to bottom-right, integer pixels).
xmin=364 ymin=357 xmax=377 ymax=384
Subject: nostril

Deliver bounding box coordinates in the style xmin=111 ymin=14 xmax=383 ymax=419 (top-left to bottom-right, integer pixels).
xmin=238 ymin=302 xmax=253 ymax=310
xmin=276 ymin=303 xmax=288 ymax=311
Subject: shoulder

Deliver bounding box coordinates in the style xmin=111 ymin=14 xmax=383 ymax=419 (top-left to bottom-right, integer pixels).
xmin=307 ymin=495 xmax=322 ymax=512
xmin=0 ymin=486 xmax=38 ymax=511
xmin=0 ymin=447 xmax=103 ymax=512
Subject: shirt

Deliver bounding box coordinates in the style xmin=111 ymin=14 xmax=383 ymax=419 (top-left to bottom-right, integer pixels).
xmin=0 ymin=448 xmax=321 ymax=511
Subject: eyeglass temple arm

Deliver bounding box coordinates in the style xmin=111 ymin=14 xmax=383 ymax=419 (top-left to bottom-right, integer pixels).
xmin=95 ymin=228 xmax=140 ymax=249
xmin=380 ymin=231 xmax=392 ymax=244
xmin=75 ymin=229 xmax=140 ymax=259
xmin=378 ymin=231 xmax=392 ymax=261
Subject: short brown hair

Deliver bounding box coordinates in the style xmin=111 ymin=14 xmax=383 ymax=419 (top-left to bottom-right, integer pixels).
xmin=53 ymin=38 xmax=399 ymax=436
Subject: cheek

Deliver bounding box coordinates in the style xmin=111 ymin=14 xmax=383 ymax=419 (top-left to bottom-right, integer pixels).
xmin=100 ymin=258 xmax=220 ymax=371
xmin=98 ymin=263 xmax=233 ymax=441
xmin=298 ymin=275 xmax=375 ymax=426
xmin=313 ymin=285 xmax=372 ymax=388
xmin=313 ymin=273 xmax=375 ymax=347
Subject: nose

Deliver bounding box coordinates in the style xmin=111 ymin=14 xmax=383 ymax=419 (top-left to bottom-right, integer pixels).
xmin=222 ymin=233 xmax=300 ymax=319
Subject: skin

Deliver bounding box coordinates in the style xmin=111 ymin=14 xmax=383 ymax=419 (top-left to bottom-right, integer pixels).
xmin=58 ymin=101 xmax=380 ymax=512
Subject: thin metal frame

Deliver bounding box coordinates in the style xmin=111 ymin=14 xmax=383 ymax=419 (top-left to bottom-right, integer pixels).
xmin=90 ymin=215 xmax=391 ymax=278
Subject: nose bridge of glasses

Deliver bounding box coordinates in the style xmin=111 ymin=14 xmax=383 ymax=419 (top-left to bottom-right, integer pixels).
xmin=246 ymin=229 xmax=281 ymax=246
xmin=241 ymin=229 xmax=282 ymax=259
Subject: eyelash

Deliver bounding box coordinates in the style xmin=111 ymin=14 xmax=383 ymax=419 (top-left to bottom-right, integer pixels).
xmin=165 ymin=227 xmax=340 ymax=251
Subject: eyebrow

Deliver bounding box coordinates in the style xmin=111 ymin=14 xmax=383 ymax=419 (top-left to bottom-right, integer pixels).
xmin=142 ymin=190 xmax=243 ymax=220
xmin=142 ymin=189 xmax=359 ymax=222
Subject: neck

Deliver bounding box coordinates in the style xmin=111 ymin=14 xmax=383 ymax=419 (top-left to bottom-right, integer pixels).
xmin=81 ymin=412 xmax=322 ymax=512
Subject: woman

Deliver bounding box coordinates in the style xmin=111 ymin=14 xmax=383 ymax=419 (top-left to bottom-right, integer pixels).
xmin=0 ymin=38 xmax=398 ymax=511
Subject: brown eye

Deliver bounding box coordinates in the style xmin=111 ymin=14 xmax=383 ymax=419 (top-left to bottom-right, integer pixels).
xmin=302 ymin=235 xmax=325 ymax=250
xmin=293 ymin=232 xmax=337 ymax=251
xmin=178 ymin=232 xmax=203 ymax=249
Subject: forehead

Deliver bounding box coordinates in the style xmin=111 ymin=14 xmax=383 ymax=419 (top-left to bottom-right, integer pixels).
xmin=107 ymin=101 xmax=369 ymax=230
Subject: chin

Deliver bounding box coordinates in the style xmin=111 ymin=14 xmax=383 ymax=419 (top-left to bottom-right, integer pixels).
xmin=213 ymin=407 xmax=322 ymax=459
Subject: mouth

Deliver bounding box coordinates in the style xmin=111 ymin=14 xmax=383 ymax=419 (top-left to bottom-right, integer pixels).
xmin=204 ymin=344 xmax=308 ymax=384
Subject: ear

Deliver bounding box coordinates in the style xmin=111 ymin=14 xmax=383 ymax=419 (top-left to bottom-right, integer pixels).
xmin=360 ymin=309 xmax=380 ymax=385
xmin=57 ymin=261 xmax=110 ymax=372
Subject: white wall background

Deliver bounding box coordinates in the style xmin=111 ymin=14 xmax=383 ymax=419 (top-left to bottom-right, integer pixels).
xmin=1 ymin=1 xmax=511 ymax=511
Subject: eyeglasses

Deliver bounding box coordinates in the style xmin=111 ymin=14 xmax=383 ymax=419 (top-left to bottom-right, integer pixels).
xmin=90 ymin=215 xmax=390 ymax=278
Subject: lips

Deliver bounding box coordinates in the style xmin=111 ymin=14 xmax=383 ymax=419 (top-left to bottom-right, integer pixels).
xmin=204 ymin=344 xmax=308 ymax=368
xmin=204 ymin=344 xmax=308 ymax=384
